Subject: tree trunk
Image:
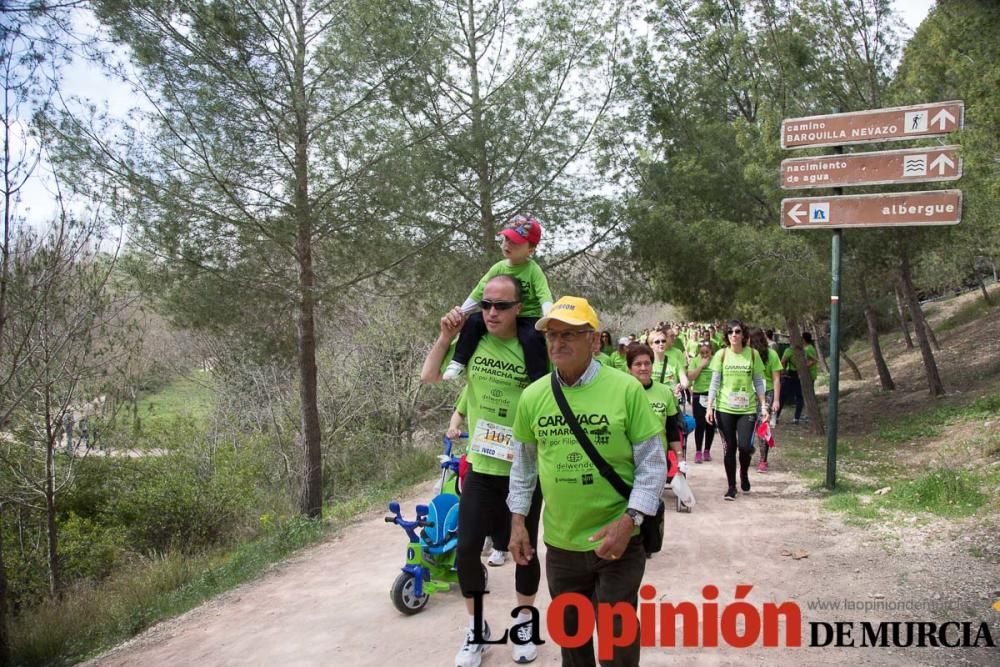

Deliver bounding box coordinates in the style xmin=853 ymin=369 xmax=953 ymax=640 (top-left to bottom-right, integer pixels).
xmin=786 ymin=318 xmax=825 ymax=435
xmin=293 ymin=0 xmax=323 ymax=517
xmin=894 ymin=285 xmax=914 ymax=349
xmin=465 ymin=0 xmax=495 ymax=255
xmin=899 ymin=253 xmax=944 ymax=396
xmin=809 ymin=318 xmax=831 ymax=374
xmin=0 ymin=505 xmax=9 ymax=666
xmin=841 ymin=351 xmax=862 ymax=381
xmin=0 ymin=100 xmax=10 ymax=663
xmin=923 ymin=318 xmax=941 ymax=352
xmin=46 ymin=411 xmax=60 ymax=597
xmin=977 ymin=268 xmax=993 ymax=305
xmin=860 ymin=279 xmax=895 ymax=390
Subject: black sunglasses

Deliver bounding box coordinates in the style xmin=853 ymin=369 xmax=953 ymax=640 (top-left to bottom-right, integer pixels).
xmin=727 ymin=328 xmax=743 ymax=335
xmin=480 ymin=300 xmax=519 ymax=312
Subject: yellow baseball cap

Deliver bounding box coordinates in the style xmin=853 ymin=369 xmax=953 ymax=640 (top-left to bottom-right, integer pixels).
xmin=535 ymin=296 xmax=600 ymax=331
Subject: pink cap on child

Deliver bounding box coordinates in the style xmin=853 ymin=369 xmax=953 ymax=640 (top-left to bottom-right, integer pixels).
xmin=499 ymin=214 xmax=542 ymax=245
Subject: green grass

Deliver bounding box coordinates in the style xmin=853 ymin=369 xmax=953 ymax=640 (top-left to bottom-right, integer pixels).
xmin=880 ymin=469 xmax=987 ymax=518
xmin=134 ymin=371 xmax=215 ymax=433
xmin=10 ymin=452 xmax=440 ymax=667
xmin=813 ymin=468 xmax=992 ymax=524
xmin=11 ymin=515 xmax=326 ymax=667
xmin=875 ymin=394 xmax=1000 ymax=443
xmin=783 ymin=393 xmax=1000 ymax=525
xmin=937 ymin=296 xmax=999 ymax=332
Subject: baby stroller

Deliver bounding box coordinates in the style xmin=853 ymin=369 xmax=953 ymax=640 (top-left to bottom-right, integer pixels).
xmin=385 ymin=434 xmax=487 ymax=614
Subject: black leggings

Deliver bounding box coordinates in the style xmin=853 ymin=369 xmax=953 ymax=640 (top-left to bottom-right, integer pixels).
xmin=457 ymin=468 xmax=542 ymax=598
xmin=716 ymin=412 xmax=756 ymax=490
xmin=451 ymin=313 xmax=548 ymax=381
xmin=691 ymin=393 xmax=715 ymax=453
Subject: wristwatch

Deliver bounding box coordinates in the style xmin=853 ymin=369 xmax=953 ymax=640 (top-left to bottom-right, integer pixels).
xmin=626 ymin=508 xmax=644 ymax=526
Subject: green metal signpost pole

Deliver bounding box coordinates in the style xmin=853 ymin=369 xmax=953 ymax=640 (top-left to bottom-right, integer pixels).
xmin=826 ymin=140 xmax=843 ymax=490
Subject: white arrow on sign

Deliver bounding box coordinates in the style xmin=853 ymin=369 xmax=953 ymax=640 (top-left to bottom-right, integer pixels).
xmin=787 ymin=203 xmax=805 ymax=224
xmin=931 ymin=109 xmax=955 ymax=130
xmin=929 ymin=153 xmax=955 ymax=175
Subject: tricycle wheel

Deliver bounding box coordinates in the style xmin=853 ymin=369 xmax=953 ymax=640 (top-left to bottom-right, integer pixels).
xmin=391 ymin=572 xmax=429 ymax=615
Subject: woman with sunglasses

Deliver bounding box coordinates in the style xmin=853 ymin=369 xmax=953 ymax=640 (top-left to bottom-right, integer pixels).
xmin=706 ymin=320 xmax=768 ymax=501
xmin=686 ymin=340 xmax=716 ymax=463
xmin=599 ymin=330 xmax=615 ymax=356
xmin=650 ymin=328 xmax=689 ymax=396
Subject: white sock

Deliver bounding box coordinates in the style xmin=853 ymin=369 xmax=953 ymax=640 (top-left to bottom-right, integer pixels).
xmin=516 ymin=610 xmax=532 ymax=624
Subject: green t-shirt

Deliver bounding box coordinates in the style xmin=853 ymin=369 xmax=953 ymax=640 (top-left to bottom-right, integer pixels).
xmin=762 ymin=348 xmax=783 ymax=392
xmin=441 ymin=335 xmax=529 ymax=476
xmin=652 ymin=349 xmax=686 ymax=386
xmin=594 ymin=352 xmax=613 ymax=367
xmin=711 ymin=332 xmax=724 ymax=349
xmin=455 ymin=386 xmax=468 ymax=413
xmin=600 ymin=345 xmax=615 ymax=356
xmin=709 ymin=346 xmax=765 ymax=415
xmin=685 ymin=338 xmax=701 ymax=360
xmin=609 ymin=351 xmax=628 ymax=372
xmin=687 ymin=355 xmax=713 ymax=393
xmin=781 ymin=344 xmax=819 ymax=380
xmin=512 ymin=366 xmax=663 ymax=552
xmin=469 ymin=259 xmax=553 ymax=318
xmin=643 ymin=381 xmax=678 ymax=449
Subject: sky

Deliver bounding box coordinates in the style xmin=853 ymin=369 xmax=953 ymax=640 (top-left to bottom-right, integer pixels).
xmin=11 ymin=0 xmax=938 ymax=229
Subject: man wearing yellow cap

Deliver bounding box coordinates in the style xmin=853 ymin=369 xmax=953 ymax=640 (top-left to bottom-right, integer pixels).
xmin=507 ymin=296 xmax=667 ymax=666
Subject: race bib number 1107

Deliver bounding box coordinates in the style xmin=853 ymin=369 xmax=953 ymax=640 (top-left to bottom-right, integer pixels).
xmin=470 ymin=421 xmax=516 ymax=462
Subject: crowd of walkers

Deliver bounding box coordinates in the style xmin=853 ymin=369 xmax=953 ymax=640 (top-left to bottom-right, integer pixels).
xmin=421 ymin=213 xmax=822 ymax=667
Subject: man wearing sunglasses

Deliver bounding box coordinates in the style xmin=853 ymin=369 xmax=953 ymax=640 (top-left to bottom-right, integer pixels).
xmin=507 ymin=296 xmax=667 ymax=666
xmin=421 ymin=274 xmax=544 ymax=667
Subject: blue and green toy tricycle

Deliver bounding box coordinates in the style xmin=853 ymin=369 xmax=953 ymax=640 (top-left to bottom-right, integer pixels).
xmin=385 ymin=434 xmax=488 ymax=614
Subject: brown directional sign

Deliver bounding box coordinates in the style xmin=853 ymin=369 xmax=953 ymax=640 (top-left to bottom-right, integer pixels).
xmin=781 ymin=146 xmax=962 ymax=189
xmin=781 ymin=190 xmax=962 ymax=229
xmin=782 ymin=101 xmax=964 ymax=149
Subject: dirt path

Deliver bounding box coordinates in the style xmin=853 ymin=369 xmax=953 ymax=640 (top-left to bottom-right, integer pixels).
xmin=84 ymin=447 xmax=998 ymax=667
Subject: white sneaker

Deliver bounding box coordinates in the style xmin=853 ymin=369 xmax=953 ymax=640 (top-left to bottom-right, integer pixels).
xmin=481 ymin=536 xmax=493 ymax=556
xmin=512 ymin=618 xmax=538 ymax=663
xmin=455 ymin=622 xmax=491 ymax=667
xmin=487 ymin=549 xmax=507 ymax=567
xmin=443 ymin=361 xmax=466 ymax=380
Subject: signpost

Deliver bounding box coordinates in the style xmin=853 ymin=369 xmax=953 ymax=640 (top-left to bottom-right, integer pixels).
xmin=780 ymin=101 xmax=964 ymax=491
xmin=781 ymin=146 xmax=962 ymax=189
xmin=782 ymin=101 xmax=964 ymax=149
xmin=781 ymin=190 xmax=963 ymax=229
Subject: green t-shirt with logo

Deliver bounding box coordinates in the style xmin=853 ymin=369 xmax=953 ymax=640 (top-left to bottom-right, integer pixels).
xmin=643 ymin=381 xmax=678 ymax=450
xmin=762 ymin=348 xmax=783 ymax=391
xmin=781 ymin=344 xmax=819 ymax=380
xmin=709 ymin=346 xmax=765 ymax=415
xmin=687 ymin=356 xmax=713 ymax=393
xmin=468 ymin=258 xmax=552 ymax=318
xmin=441 ymin=335 xmax=529 ymax=476
xmin=512 ymin=366 xmax=663 ymax=552
xmin=652 ymin=348 xmax=685 ymax=386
